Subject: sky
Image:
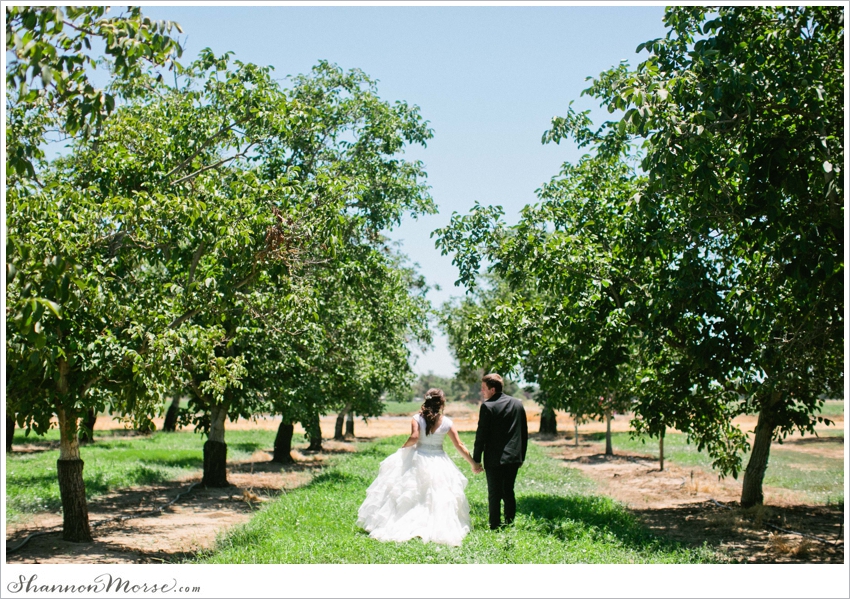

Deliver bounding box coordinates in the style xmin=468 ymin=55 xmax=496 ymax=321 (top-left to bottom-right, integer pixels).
xmin=137 ymin=3 xmax=670 ymax=377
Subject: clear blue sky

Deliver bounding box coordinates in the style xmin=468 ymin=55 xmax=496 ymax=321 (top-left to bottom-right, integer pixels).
xmin=141 ymin=4 xmax=669 ymax=377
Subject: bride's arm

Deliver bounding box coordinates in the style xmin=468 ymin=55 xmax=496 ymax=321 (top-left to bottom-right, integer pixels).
xmin=447 ymin=425 xmax=479 ymax=469
xmin=400 ymin=418 xmax=420 ymax=448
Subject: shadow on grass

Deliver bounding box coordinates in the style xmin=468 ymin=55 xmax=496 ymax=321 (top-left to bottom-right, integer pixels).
xmin=83 ymin=437 xmax=179 ymax=450
xmin=310 ymin=470 xmax=372 ymax=487
xmin=9 ymin=438 xmax=59 ymax=453
xmin=6 ymin=472 xmax=65 ymax=514
xmin=84 ymin=462 xmax=202 ymax=495
xmin=517 ymin=493 xmax=685 ymax=553
xmin=229 ymin=459 xmax=325 ymax=475
xmin=9 ymin=466 xmax=198 ymax=515
xmin=6 ymin=471 xmax=58 ymax=486
xmin=96 ymin=429 xmax=157 ymax=438
xmin=781 ymin=436 xmax=844 ymax=447
xmin=11 ymin=458 xmax=202 ymax=495
xmin=229 ymin=441 xmax=265 ymax=453
xmin=557 ymin=452 xmax=655 ymax=468
xmin=297 ymin=444 xmax=362 ymax=456
xmin=139 ymin=455 xmax=203 ymax=469
xmin=352 ymin=443 xmax=394 ymax=456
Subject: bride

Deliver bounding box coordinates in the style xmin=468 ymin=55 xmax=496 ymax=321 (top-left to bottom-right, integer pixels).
xmin=357 ymin=388 xmax=481 ymax=546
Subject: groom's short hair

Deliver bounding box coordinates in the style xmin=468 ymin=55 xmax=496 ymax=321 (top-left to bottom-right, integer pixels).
xmin=482 ymin=373 xmax=503 ymax=394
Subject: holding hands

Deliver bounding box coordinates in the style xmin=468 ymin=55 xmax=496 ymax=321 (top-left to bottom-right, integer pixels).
xmin=447 ymin=424 xmax=483 ymax=475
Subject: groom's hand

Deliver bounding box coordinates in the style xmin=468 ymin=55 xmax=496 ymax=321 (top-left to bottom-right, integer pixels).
xmin=472 ymin=462 xmax=483 ymax=474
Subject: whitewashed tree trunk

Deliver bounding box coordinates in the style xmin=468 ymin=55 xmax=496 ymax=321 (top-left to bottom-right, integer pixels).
xmin=56 ymin=358 xmax=92 ymax=542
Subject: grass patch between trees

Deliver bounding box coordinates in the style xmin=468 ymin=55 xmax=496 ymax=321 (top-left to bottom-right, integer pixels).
xmin=379 ymin=400 xmax=423 ymax=415
xmin=6 ymin=428 xmax=277 ymax=524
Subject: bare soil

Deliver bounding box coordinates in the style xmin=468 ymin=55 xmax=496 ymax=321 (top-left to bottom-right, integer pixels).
xmin=6 ymin=403 xmax=844 ymax=564
xmin=539 ymin=434 xmax=844 ymax=563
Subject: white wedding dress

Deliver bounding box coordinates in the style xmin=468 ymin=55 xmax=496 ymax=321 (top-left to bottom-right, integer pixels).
xmin=357 ymin=414 xmax=471 ymax=546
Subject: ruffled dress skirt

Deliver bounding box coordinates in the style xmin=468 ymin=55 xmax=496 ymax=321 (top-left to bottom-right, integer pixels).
xmin=357 ymin=446 xmax=471 ymax=546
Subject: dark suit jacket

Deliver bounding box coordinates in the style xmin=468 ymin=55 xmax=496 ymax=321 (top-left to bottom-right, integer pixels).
xmin=473 ymin=392 xmax=528 ymax=468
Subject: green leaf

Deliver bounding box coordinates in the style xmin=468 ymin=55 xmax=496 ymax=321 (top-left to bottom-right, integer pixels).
xmin=35 ymin=298 xmax=63 ymax=319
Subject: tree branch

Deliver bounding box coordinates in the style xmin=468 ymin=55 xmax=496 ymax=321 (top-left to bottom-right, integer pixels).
xmin=169 ymin=308 xmax=202 ymax=329
xmin=164 ymin=116 xmax=252 ymax=179
xmin=81 ymin=375 xmax=101 ymax=397
xmin=186 ymin=242 xmax=206 ymax=289
xmin=169 ymin=142 xmax=257 ymax=186
xmin=234 ymin=271 xmax=257 ymax=290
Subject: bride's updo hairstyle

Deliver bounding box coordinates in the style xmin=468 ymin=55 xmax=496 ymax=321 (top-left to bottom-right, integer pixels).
xmin=420 ymin=388 xmax=446 ymax=435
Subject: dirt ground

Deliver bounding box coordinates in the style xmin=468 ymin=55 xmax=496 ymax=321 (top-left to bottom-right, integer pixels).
xmin=538 ymin=435 xmax=844 ymax=563
xmin=6 ymin=403 xmax=844 ymax=564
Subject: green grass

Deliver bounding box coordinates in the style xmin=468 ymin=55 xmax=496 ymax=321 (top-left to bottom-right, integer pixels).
xmin=817 ymin=399 xmax=844 ymax=418
xmin=195 ymin=433 xmax=719 ymax=564
xmin=763 ymin=448 xmax=845 ymax=504
xmin=380 ymin=400 xmax=422 ymax=415
xmin=602 ymin=430 xmax=844 ymax=504
xmin=6 ymin=428 xmax=277 ymax=524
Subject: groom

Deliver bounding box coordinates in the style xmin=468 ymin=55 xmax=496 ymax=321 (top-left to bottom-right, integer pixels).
xmin=472 ymin=373 xmax=528 ymax=530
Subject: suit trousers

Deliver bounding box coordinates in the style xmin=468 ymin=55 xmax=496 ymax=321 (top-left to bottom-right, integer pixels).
xmin=484 ymin=463 xmax=520 ymax=529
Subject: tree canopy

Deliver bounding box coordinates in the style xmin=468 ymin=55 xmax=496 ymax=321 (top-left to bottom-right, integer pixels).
xmin=6 ymin=6 xmax=437 ymax=537
xmin=435 ymin=5 xmax=843 ymax=506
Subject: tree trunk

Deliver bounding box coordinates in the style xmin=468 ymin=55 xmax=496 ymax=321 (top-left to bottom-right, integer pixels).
xmin=6 ymin=412 xmax=15 ymax=452
xmin=334 ymin=412 xmax=345 ymax=440
xmin=659 ymin=430 xmax=665 ymax=472
xmin=604 ymin=411 xmax=613 ymax=456
xmin=574 ymin=418 xmax=579 ymax=447
xmin=56 ymin=399 xmax=93 ymax=542
xmin=345 ymin=411 xmax=355 ymax=439
xmin=306 ymin=412 xmax=322 ymax=451
xmin=202 ymin=404 xmax=229 ymax=487
xmin=539 ymin=405 xmax=557 ymax=435
xmin=271 ymin=420 xmax=295 ymax=464
xmin=334 ymin=403 xmax=352 ymax=441
xmin=78 ymin=408 xmax=97 ymax=444
xmin=163 ymin=397 xmax=181 ymax=432
xmin=57 ymin=458 xmax=92 ymax=542
xmin=741 ymin=404 xmax=776 ymax=508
